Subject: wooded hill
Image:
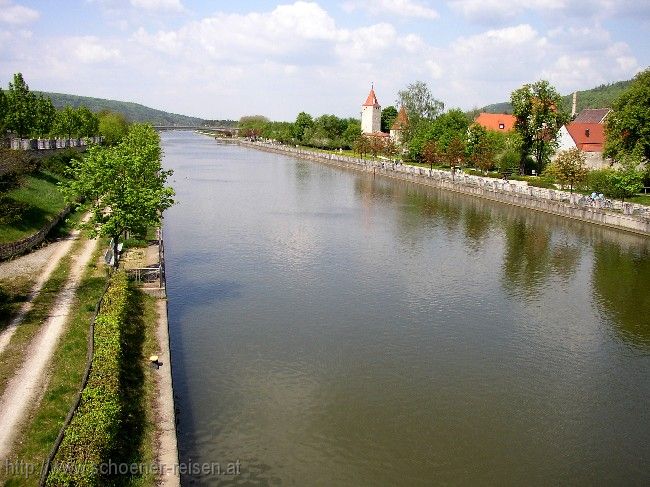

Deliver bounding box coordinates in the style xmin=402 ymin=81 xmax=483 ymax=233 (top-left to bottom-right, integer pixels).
xmin=480 ymin=79 xmax=632 ymax=114
xmin=34 ymin=91 xmax=215 ymax=126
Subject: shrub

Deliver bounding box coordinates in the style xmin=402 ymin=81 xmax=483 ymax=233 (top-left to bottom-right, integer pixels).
xmin=40 ymin=149 xmax=82 ymax=177
xmin=47 ymin=271 xmax=129 ymax=486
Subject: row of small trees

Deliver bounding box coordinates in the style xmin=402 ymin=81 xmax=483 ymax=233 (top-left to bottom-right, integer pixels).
xmin=239 ymin=113 xmax=362 ymax=150
xmin=64 ymin=123 xmax=174 ymax=263
xmin=0 ymin=73 xmax=103 ymax=140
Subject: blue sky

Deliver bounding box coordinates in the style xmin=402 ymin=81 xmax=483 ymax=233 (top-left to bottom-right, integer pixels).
xmin=1 ymin=1 xmax=648 ymax=121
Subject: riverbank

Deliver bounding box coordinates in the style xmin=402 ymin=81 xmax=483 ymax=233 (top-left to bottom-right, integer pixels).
xmin=236 ymin=139 xmax=650 ymax=236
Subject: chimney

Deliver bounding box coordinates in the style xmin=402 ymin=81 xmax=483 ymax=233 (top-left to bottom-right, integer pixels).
xmin=571 ymin=91 xmax=577 ymax=118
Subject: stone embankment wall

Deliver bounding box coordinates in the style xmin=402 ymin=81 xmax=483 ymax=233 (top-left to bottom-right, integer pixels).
xmin=0 ymin=207 xmax=70 ymax=260
xmin=239 ymin=140 xmax=650 ymax=236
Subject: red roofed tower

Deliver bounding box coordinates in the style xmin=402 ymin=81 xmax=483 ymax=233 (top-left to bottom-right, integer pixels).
xmin=361 ymin=85 xmax=381 ymax=134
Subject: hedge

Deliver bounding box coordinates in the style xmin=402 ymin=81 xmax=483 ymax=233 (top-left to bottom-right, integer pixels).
xmin=46 ymin=271 xmax=128 ymax=486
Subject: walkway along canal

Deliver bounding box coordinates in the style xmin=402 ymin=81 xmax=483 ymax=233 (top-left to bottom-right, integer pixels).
xmin=162 ymin=130 xmax=649 ymax=486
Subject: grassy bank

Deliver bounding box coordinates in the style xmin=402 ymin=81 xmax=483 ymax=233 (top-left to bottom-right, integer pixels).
xmin=12 ymin=268 xmax=159 ymax=487
xmin=0 ymin=241 xmax=105 ymax=487
xmin=2 ymin=260 xmax=159 ymax=486
xmin=0 ymin=170 xmax=68 ymax=244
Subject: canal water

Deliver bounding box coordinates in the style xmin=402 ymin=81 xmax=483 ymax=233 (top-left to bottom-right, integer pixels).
xmin=162 ymin=131 xmax=649 ymax=486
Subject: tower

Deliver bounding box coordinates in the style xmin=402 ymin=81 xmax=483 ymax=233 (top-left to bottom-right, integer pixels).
xmin=361 ymin=85 xmax=381 ymax=134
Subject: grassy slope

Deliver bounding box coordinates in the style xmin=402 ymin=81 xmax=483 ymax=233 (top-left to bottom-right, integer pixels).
xmin=0 ymin=171 xmax=68 ymax=244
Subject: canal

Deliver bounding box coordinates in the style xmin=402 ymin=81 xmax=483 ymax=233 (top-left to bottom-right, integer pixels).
xmin=162 ymin=131 xmax=649 ymax=486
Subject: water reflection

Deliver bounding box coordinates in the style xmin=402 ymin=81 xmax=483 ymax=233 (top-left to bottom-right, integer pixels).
xmin=162 ymin=132 xmax=650 ymax=486
xmin=592 ymin=241 xmax=650 ymax=348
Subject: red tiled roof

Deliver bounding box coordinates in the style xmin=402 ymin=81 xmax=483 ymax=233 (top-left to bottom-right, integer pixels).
xmin=573 ymin=108 xmax=610 ymax=124
xmin=363 ymin=88 xmax=380 ymax=107
xmin=391 ymin=106 xmax=409 ymax=130
xmin=566 ymin=122 xmax=605 ymax=152
xmin=474 ymin=113 xmax=516 ymax=132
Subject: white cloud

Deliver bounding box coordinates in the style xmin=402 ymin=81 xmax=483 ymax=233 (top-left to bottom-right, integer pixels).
xmin=72 ymin=37 xmax=121 ymax=63
xmin=448 ymin=0 xmax=650 ymax=24
xmin=3 ymin=1 xmax=644 ymax=120
xmin=0 ymin=1 xmax=39 ymax=24
xmin=343 ymin=0 xmax=439 ymax=20
xmin=130 ymin=0 xmax=184 ymax=11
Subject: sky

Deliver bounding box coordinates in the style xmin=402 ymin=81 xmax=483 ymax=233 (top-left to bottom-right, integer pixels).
xmin=1 ymin=0 xmax=649 ymax=121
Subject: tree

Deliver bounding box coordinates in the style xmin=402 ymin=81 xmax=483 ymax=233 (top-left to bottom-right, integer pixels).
xmin=5 ymin=73 xmax=36 ymax=138
xmin=471 ymin=137 xmax=497 ymax=173
xmin=368 ymin=136 xmax=385 ymax=158
xmin=382 ymin=138 xmax=398 ymax=159
xmin=238 ymin=115 xmax=269 ymax=139
xmin=32 ymin=95 xmax=56 ymax=138
xmin=381 ymin=106 xmax=398 ymax=132
xmin=76 ymin=106 xmax=99 ymax=138
xmin=64 ymin=124 xmax=174 ymax=266
xmin=546 ymin=148 xmax=588 ymax=193
xmin=604 ymin=68 xmax=650 ymax=161
xmin=511 ymin=80 xmax=569 ymax=174
xmin=607 ymin=160 xmax=644 ymax=202
xmin=353 ymin=135 xmax=370 ymax=159
xmin=294 ymin=112 xmax=313 ymax=142
xmin=497 ymin=149 xmax=519 ymax=179
xmin=445 ymin=136 xmax=466 ymax=170
xmin=422 ymin=139 xmax=440 ymax=171
xmin=396 ymin=81 xmax=444 ymax=121
xmin=52 ymin=106 xmax=82 ymax=139
xmin=343 ymin=120 xmax=362 ymax=148
xmin=98 ymin=110 xmax=129 ymax=146
xmin=0 ymin=88 xmax=7 ymax=133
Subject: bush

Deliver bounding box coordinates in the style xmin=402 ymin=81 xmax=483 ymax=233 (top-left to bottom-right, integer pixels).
xmin=497 ymin=148 xmax=520 ymax=176
xmin=525 ymin=176 xmax=557 ymax=189
xmin=47 ymin=271 xmax=128 ymax=486
xmin=40 ymin=149 xmax=82 ymax=176
xmin=0 ymin=149 xmax=32 ymax=192
xmin=586 ymin=169 xmax=612 ymax=194
xmin=585 ymin=167 xmax=643 ymax=201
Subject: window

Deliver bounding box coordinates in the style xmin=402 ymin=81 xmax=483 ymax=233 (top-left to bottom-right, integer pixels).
xmin=499 ymin=123 xmax=505 ymax=130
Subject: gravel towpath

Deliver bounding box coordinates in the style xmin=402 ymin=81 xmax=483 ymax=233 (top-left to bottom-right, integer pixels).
xmin=0 ymin=236 xmax=98 ymax=461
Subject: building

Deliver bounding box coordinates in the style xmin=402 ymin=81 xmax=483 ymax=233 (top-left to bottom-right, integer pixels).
xmin=474 ymin=112 xmax=516 ymax=132
xmin=361 ymin=86 xmax=382 ymax=134
xmin=556 ymin=108 xmax=611 ymax=169
xmin=390 ymin=106 xmax=409 ymax=144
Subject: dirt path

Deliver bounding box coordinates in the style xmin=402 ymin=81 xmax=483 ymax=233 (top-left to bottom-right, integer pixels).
xmin=0 ymin=236 xmax=98 ymax=461
xmin=0 ymin=220 xmax=88 ymax=357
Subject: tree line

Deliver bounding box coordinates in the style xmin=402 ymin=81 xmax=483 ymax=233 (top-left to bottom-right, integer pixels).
xmin=239 ymin=70 xmax=649 ymax=200
xmin=0 ymin=73 xmax=129 ymax=144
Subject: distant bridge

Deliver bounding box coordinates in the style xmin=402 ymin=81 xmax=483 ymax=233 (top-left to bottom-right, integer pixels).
xmin=153 ymin=125 xmax=239 ymax=135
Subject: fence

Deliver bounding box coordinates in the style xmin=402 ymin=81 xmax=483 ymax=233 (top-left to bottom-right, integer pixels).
xmin=9 ymin=137 xmax=103 ymax=151
xmin=241 ymin=140 xmax=650 ymax=235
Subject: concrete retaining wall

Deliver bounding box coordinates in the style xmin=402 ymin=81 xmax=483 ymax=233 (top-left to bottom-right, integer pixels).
xmin=240 ymin=140 xmax=650 ymax=236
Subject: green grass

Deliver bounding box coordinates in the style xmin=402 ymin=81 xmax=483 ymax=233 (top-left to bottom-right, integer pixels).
xmin=0 ymin=170 xmax=68 ymax=244
xmin=628 ymin=194 xmax=650 ymax=206
xmin=2 ymin=257 xmax=159 ymax=486
xmin=0 ymin=275 xmax=33 ymax=332
xmin=1 ymin=241 xmax=106 ymax=487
